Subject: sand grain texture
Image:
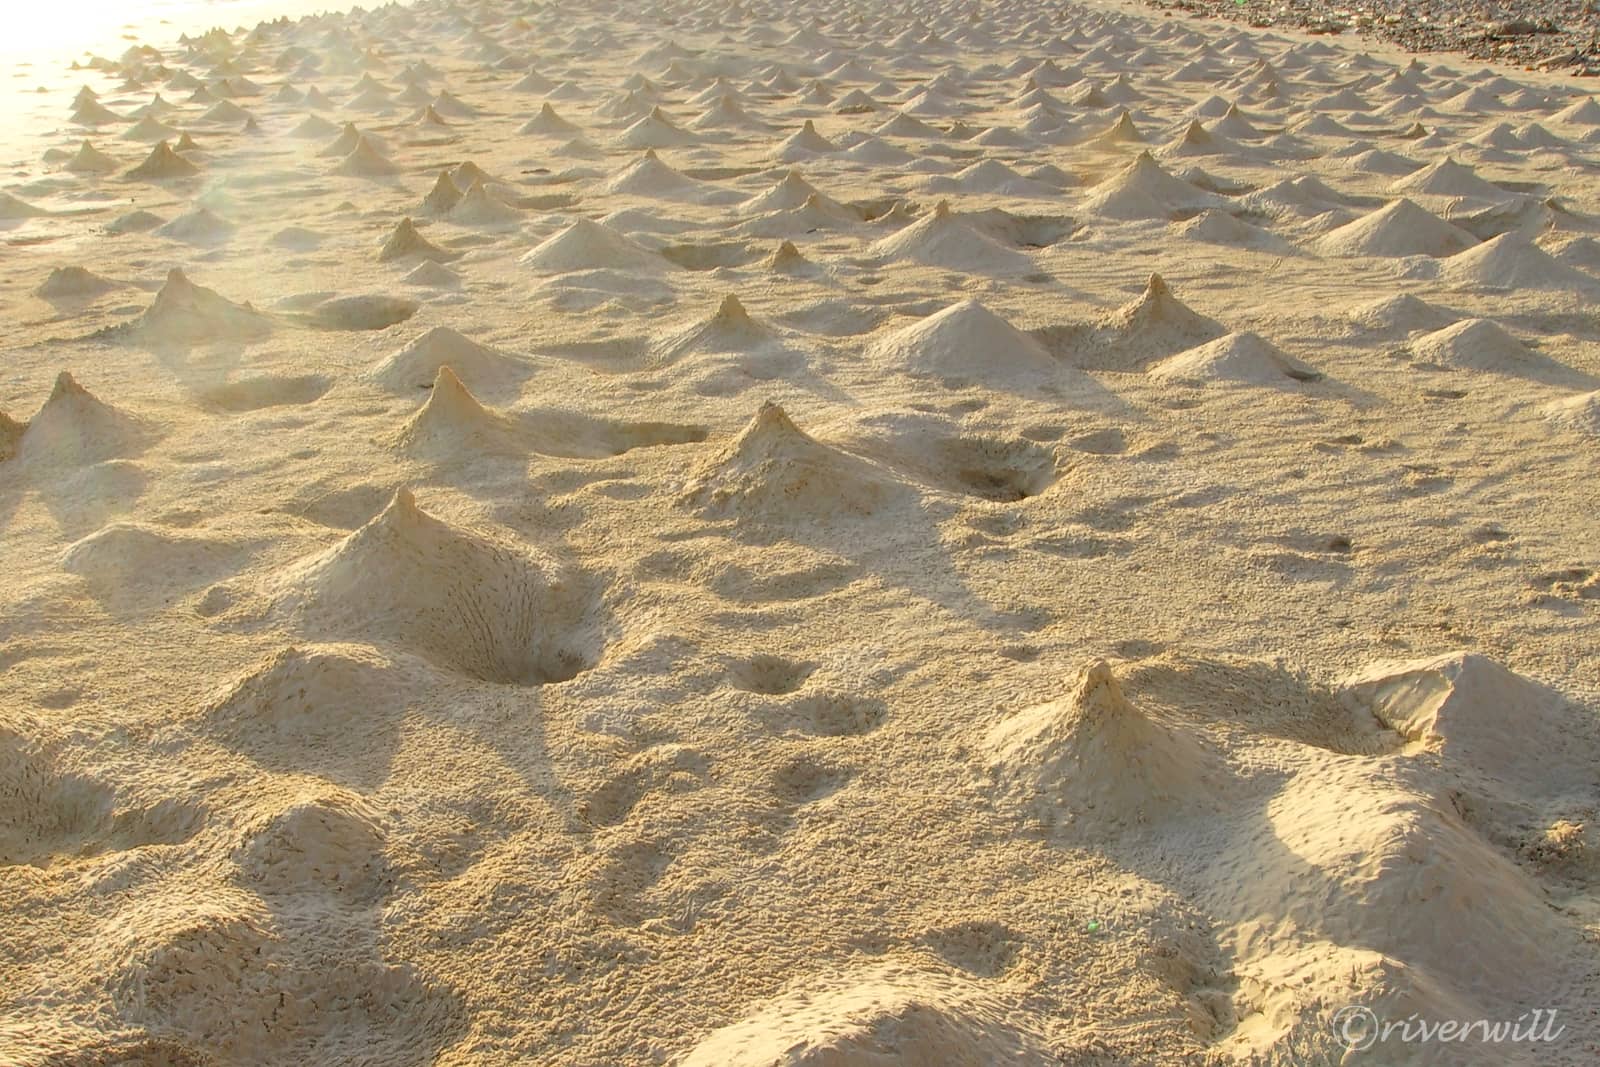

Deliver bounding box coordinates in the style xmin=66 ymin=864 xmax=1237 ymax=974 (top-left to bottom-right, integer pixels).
xmin=1 ymin=0 xmax=1598 ymax=1064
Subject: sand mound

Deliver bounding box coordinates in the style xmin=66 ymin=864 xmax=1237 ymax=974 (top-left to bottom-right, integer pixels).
xmin=690 ymin=95 xmax=769 ymax=131
xmin=925 ymin=159 xmax=1055 ymax=197
xmin=124 ymin=140 xmax=197 ymax=180
xmin=767 ymin=240 xmax=815 ymax=275
xmin=867 ymin=201 xmax=1032 ymax=273
xmin=105 ymin=892 xmax=463 ymax=1061
xmin=154 ymin=206 xmax=237 ymax=246
xmin=297 ymin=294 xmax=418 ymax=332
xmin=678 ymin=966 xmax=1055 ymax=1066
xmin=601 ymin=150 xmax=729 ymax=203
xmin=1543 ymin=234 xmax=1600 ymax=274
xmin=681 ymin=402 xmax=910 ymax=520
xmin=1149 ymin=331 xmax=1321 ymax=386
xmin=739 ymin=170 xmax=844 ymax=215
xmin=122 ymin=268 xmax=272 ymax=344
xmin=649 ymin=295 xmax=785 ymax=367
xmin=1079 ymin=151 xmax=1220 ymax=220
xmin=869 ymin=299 xmax=1057 ymax=387
xmin=334 ymin=135 xmax=400 ymax=177
xmin=122 ymin=114 xmax=179 ymax=143
xmin=234 ymin=789 xmax=390 ymax=900
xmin=61 ymin=523 xmax=248 ymax=598
xmin=1314 ymin=198 xmax=1478 ymax=258
xmin=1085 ymin=110 xmax=1147 ymax=147
xmin=986 ymin=660 xmax=1219 ymax=827
xmin=70 ymin=99 xmax=122 ymax=125
xmin=1090 ymin=273 xmax=1226 ymax=367
xmin=36 ymin=266 xmax=122 ymax=300
xmin=403 ymin=260 xmax=462 ymax=289
xmin=738 ymin=192 xmax=860 ymax=237
xmin=64 ymin=140 xmax=118 ymax=173
xmin=317 ymin=123 xmax=369 ymax=158
xmin=1340 ymin=651 xmax=1582 ymax=788
xmin=1348 ymin=292 xmax=1459 ymax=335
xmin=1552 ymin=96 xmax=1600 ymax=125
xmin=447 ymin=179 xmax=522 ymax=227
xmin=198 ymin=643 xmax=432 ymax=786
xmin=412 ymin=104 xmax=451 ymax=129
xmin=0 ymin=711 xmax=114 ymax=866
xmin=418 ymin=171 xmax=462 ymax=216
xmin=1542 ymin=391 xmax=1600 ymax=434
xmin=367 ymin=326 xmax=532 ymax=393
xmin=1171 ymin=208 xmax=1292 ymax=252
xmin=775 ymin=119 xmax=838 ymax=161
xmin=18 ymin=372 xmax=151 ymax=466
xmin=520 ymin=218 xmax=665 ymax=273
xmin=1213 ymin=764 xmax=1570 ymax=995
xmin=1342 ymin=147 xmax=1424 ymax=178
xmin=1235 ymin=176 xmax=1349 ymax=220
xmin=1390 ymin=156 xmax=1502 ymax=199
xmin=1155 ymin=117 xmax=1245 ymax=160
xmin=263 ymin=488 xmax=599 ymax=685
xmin=106 ymin=209 xmax=164 ymax=234
xmin=393 ymin=366 xmax=523 ymax=456
xmin=289 ymin=113 xmax=340 ymax=138
xmin=1410 ymin=318 xmax=1533 ymax=372
xmin=378 ymin=217 xmax=460 ymax=263
xmin=520 ymin=103 xmax=580 ymax=136
xmin=1439 ymin=232 xmax=1598 ymax=291
xmin=616 ymin=107 xmax=696 ymax=148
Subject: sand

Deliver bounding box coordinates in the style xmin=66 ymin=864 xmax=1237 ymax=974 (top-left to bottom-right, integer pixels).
xmin=2 ymin=0 xmax=1599 ymax=1064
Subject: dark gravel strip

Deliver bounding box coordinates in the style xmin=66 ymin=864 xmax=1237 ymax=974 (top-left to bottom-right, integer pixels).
xmin=1144 ymin=0 xmax=1600 ymax=75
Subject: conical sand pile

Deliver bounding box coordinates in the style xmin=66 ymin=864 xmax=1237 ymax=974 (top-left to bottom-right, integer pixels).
xmin=124 ymin=268 xmax=272 ymax=344
xmin=650 ymin=295 xmax=783 ymax=364
xmin=263 ymin=488 xmax=597 ymax=685
xmin=18 ymin=372 xmax=152 ymax=466
xmin=1439 ymin=232 xmax=1598 ymax=291
xmin=987 ymin=660 xmax=1219 ymax=825
xmin=1091 ymin=273 xmax=1226 ymax=367
xmin=681 ymin=402 xmax=910 ymax=519
xmin=1079 ymin=151 xmax=1220 ymax=220
xmin=9 ymin=4 xmax=1600 ymax=1064
xmin=1314 ymin=198 xmax=1479 ymax=258
xmin=867 ymin=201 xmax=1032 ymax=273
xmin=367 ymin=326 xmax=531 ymax=392
xmin=1542 ymin=391 xmax=1600 ymax=434
xmin=1340 ymin=651 xmax=1582 ymax=788
xmin=64 ymin=140 xmax=118 ymax=173
xmin=1390 ymin=156 xmax=1502 ymax=199
xmin=1410 ymin=318 xmax=1533 ymax=372
xmin=869 ymin=298 xmax=1057 ymax=386
xmin=519 ymin=218 xmax=665 ymax=273
xmin=392 ymin=367 xmax=522 ymax=456
xmin=124 ymin=140 xmax=197 ymax=180
xmin=1150 ymin=331 xmax=1321 ymax=385
xmin=333 ymin=135 xmax=400 ymax=177
xmin=36 ymin=266 xmax=122 ymax=300
xmin=377 ymin=217 xmax=460 ymax=263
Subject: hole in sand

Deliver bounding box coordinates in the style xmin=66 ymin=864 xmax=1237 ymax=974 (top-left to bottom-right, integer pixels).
xmin=729 ymin=654 xmax=815 ymax=695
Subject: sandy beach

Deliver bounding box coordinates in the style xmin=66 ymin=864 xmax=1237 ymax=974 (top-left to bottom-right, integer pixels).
xmin=2 ymin=0 xmax=1598 ymax=1062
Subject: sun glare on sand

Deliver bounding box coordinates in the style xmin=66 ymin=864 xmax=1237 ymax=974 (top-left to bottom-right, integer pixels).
xmin=4 ymin=0 xmax=170 ymax=59
xmin=3 ymin=0 xmax=351 ymax=62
